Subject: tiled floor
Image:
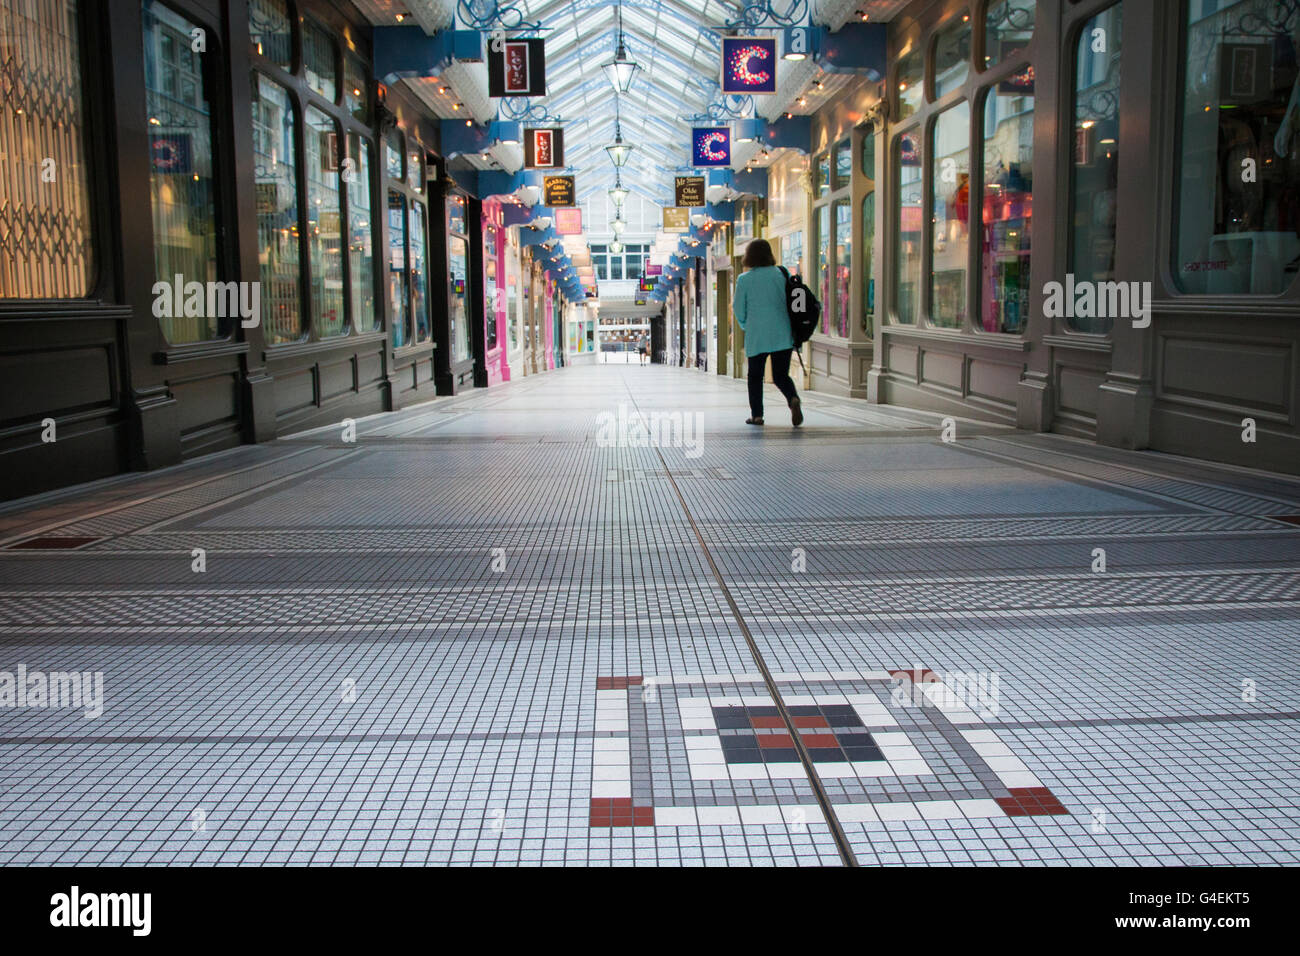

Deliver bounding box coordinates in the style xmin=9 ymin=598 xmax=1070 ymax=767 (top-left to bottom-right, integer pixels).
xmin=1 ymin=364 xmax=1298 ymax=866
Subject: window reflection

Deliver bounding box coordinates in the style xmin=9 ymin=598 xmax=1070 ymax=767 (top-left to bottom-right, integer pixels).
xmin=894 ymin=132 xmax=923 ymax=324
xmin=981 ymin=85 xmax=1033 ymax=333
xmin=145 ymin=1 xmax=222 ymax=342
xmin=347 ymin=135 xmax=376 ymax=330
xmin=449 ymin=236 xmax=471 ymax=362
xmin=931 ymin=101 xmax=971 ymax=328
xmin=306 ymin=106 xmax=344 ymax=336
xmin=1069 ymin=3 xmax=1122 ymax=332
xmin=251 ymin=73 xmax=302 ymax=344
xmin=388 ymin=189 xmax=408 ymax=348
xmin=1174 ymin=0 xmax=1300 ymax=295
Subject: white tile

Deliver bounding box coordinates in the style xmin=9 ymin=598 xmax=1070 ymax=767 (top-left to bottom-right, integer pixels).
xmin=813 ymin=693 xmax=848 ymax=705
xmin=814 ymin=762 xmax=856 ymax=779
xmin=958 ymin=799 xmax=1006 ymax=819
xmin=593 ymin=751 xmax=629 ymax=766
xmin=591 ymin=780 xmax=631 ymax=798
xmin=739 ymin=805 xmax=784 ymax=825
xmin=782 ymin=695 xmax=817 ymax=706
xmin=875 ymin=802 xmax=921 ymax=821
xmin=766 ymin=764 xmax=809 ymax=779
xmin=688 ymin=765 xmax=730 ymax=781
xmin=680 ymin=717 xmax=716 ymax=730
xmin=592 ymin=766 xmax=630 ymax=781
xmin=594 ymin=718 xmax=628 ymax=731
xmin=653 ymin=807 xmax=697 ymax=827
xmin=851 ymin=761 xmax=896 ymax=777
xmin=592 ymin=738 xmax=629 ymax=752
xmin=985 ymin=755 xmax=1031 ymax=774
xmin=786 ymin=804 xmax=824 ymax=825
xmin=999 ymin=771 xmax=1043 ymax=788
xmin=971 ymin=741 xmax=1015 ymax=758
xmin=960 ymin=729 xmax=1001 ymax=743
xmin=917 ymin=800 xmax=964 ymax=820
xmin=684 ymin=735 xmax=721 ymax=751
xmin=834 ymin=803 xmax=880 ymax=823
xmin=727 ymin=763 xmax=770 ymax=780
xmin=695 ymin=806 xmax=742 ymax=826
xmin=872 ymin=732 xmax=912 ymax=747
xmin=741 ymin=695 xmax=775 ymax=706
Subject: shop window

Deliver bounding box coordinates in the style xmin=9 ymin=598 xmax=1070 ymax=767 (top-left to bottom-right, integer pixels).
xmin=344 ymin=56 xmax=369 ymax=123
xmin=485 ymin=227 xmax=498 ymax=350
xmin=302 ymin=18 xmax=336 ymax=103
xmin=305 ymin=107 xmax=344 ymax=337
xmin=449 ymin=235 xmax=471 ymax=362
xmin=347 ymin=134 xmax=376 ymax=331
xmin=834 ymin=199 xmax=852 ymax=337
xmin=385 ymin=130 xmax=403 ymax=180
xmin=591 ymin=244 xmax=608 ymax=280
xmin=0 ymin=0 xmax=95 ymax=299
xmin=896 ymin=48 xmax=924 ymax=119
xmin=1068 ymin=3 xmax=1122 ymax=333
xmin=834 ymin=140 xmax=852 ymax=189
xmin=894 ymin=132 xmax=923 ymax=324
xmin=782 ymin=230 xmax=804 ymax=275
xmin=143 ymin=2 xmax=225 ymax=342
xmin=984 ymin=0 xmax=1034 ymax=68
xmin=931 ymin=101 xmax=971 ymax=329
xmin=387 ymin=190 xmax=408 ymax=348
xmin=862 ymin=133 xmax=876 ymax=336
xmin=408 ymin=150 xmax=423 ymax=193
xmin=934 ymin=16 xmax=973 ymax=98
xmin=1174 ymin=0 xmax=1299 ymax=296
xmin=816 ymin=204 xmax=830 ymax=330
xmin=980 ymin=86 xmax=1033 ymax=333
xmin=251 ymin=73 xmax=302 ymax=344
xmin=410 ymin=200 xmax=428 ymax=342
xmin=448 ymin=194 xmax=465 ymax=234
xmin=815 ymin=152 xmax=831 ymax=195
xmin=248 ymin=0 xmax=291 ymax=70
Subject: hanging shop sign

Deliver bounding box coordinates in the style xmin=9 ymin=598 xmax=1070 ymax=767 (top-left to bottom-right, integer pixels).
xmin=662 ymin=207 xmax=690 ymax=232
xmin=639 ymin=278 xmax=654 ymax=292
xmin=900 ymin=133 xmax=921 ymax=167
xmin=645 ymin=264 xmax=662 ymax=276
xmin=635 ymin=298 xmax=647 ymax=306
xmin=721 ymin=37 xmax=777 ymax=95
xmin=544 ymin=175 xmax=576 ymax=207
xmin=554 ymin=207 xmax=583 ymax=234
xmin=150 ymin=135 xmax=192 ymax=173
xmin=488 ymin=37 xmax=546 ymax=97
xmin=691 ymin=127 xmax=731 ymax=167
xmin=674 ymin=175 xmax=706 ymax=207
xmin=524 ymin=128 xmax=564 ymax=168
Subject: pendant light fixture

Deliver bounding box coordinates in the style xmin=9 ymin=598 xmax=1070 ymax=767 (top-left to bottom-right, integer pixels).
xmin=602 ymin=1 xmax=641 ymax=94
xmin=604 ymin=94 xmax=635 ymax=168
xmin=608 ymin=173 xmax=629 ymax=206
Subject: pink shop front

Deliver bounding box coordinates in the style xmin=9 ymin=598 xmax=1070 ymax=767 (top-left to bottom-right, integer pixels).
xmin=481 ymin=199 xmax=511 ymax=385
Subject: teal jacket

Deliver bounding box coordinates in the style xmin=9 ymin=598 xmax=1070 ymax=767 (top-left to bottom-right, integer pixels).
xmin=734 ymin=266 xmax=793 ymax=356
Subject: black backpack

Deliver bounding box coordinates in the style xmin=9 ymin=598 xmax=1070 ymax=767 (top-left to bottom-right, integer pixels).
xmin=779 ymin=267 xmax=820 ymax=348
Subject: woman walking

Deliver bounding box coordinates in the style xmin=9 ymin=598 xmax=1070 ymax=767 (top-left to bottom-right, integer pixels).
xmin=733 ymin=238 xmax=802 ymax=427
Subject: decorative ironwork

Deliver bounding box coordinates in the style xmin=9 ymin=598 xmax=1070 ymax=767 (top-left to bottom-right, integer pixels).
xmin=499 ymin=96 xmax=558 ymax=123
xmin=723 ymin=0 xmax=808 ymax=30
xmin=457 ymin=0 xmax=540 ymax=31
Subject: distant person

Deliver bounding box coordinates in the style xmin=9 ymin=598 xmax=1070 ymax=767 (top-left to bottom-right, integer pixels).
xmin=641 ymin=341 xmax=649 ymax=365
xmin=733 ymin=238 xmax=802 ymax=427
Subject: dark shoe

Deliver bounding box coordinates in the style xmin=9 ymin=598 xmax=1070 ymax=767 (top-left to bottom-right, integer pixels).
xmin=746 ymin=416 xmax=764 ymax=425
xmin=789 ymin=397 xmax=803 ymax=427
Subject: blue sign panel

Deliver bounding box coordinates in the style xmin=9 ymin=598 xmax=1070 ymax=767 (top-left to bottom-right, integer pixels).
xmin=692 ymin=127 xmax=731 ymax=167
xmin=721 ymin=36 xmax=777 ymax=94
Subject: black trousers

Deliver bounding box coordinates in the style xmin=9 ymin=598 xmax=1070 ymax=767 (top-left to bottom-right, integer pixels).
xmin=747 ymin=349 xmax=799 ymax=418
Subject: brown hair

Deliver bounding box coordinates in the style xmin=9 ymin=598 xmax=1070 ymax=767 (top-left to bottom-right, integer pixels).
xmin=741 ymin=238 xmax=776 ymax=270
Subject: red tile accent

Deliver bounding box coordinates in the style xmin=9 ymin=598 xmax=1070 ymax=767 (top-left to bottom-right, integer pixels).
xmin=793 ymin=715 xmax=829 ymax=729
xmin=8 ymin=536 xmax=100 ymax=550
xmin=596 ymin=676 xmax=644 ymax=690
xmin=749 ymin=715 xmax=785 ymax=729
xmin=799 ymin=733 xmax=839 ymax=749
xmin=998 ymin=787 xmax=1069 ymax=816
xmin=589 ymin=797 xmax=655 ymax=827
xmin=757 ymin=733 xmax=794 ymax=749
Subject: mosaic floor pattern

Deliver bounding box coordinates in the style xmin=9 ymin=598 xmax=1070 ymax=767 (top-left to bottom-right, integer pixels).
xmin=0 ymin=364 xmax=1297 ymax=866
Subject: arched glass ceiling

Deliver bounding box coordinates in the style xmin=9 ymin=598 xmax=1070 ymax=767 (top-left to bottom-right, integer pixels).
xmin=514 ymin=0 xmax=745 ymax=206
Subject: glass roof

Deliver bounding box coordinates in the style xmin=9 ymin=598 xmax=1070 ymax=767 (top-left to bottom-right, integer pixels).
xmin=515 ymin=0 xmax=745 ymax=204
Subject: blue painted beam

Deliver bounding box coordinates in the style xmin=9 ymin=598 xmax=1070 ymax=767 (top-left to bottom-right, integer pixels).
xmin=818 ymin=23 xmax=887 ymax=79
xmin=373 ymin=27 xmax=483 ymax=83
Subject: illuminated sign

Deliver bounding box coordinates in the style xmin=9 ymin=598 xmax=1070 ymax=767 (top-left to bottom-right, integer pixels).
xmin=488 ymin=38 xmax=546 ymax=97
xmin=721 ymin=37 xmax=777 ymax=95
xmin=691 ymin=127 xmax=730 ymax=167
xmin=524 ymin=128 xmax=564 ymax=168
